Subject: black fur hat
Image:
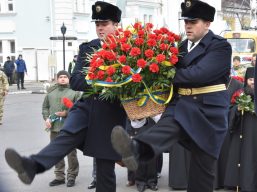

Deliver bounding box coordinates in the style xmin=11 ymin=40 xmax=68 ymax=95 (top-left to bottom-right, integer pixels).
xmin=181 ymin=0 xmax=215 ymax=22
xmin=244 ymin=67 xmax=255 ymax=87
xmin=92 ymin=1 xmax=121 ymax=23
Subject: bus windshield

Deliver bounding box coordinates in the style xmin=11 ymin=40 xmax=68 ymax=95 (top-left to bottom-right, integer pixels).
xmin=227 ymin=38 xmax=255 ymax=53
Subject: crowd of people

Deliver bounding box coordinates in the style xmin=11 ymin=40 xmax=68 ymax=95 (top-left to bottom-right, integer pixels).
xmin=2 ymin=1 xmax=257 ymax=192
xmin=1 ymin=54 xmax=27 ymax=89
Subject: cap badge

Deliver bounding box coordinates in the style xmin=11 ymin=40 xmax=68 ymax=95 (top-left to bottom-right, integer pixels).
xmin=185 ymin=0 xmax=192 ymax=8
xmin=96 ymin=5 xmax=101 ymax=12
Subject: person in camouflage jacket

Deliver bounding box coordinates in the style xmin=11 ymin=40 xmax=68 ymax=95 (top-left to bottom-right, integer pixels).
xmin=0 ymin=71 xmax=9 ymax=125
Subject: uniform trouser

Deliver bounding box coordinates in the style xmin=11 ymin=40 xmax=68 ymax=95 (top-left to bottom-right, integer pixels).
xmin=92 ymin=157 xmax=97 ymax=180
xmin=0 ymin=96 xmax=4 ymax=122
xmin=127 ymin=125 xmax=157 ymax=185
xmin=50 ymin=132 xmax=79 ymax=181
xmin=31 ymin=129 xmax=117 ymax=192
xmin=135 ymin=112 xmax=216 ymax=192
xmin=16 ymin=72 xmax=24 ymax=88
xmin=6 ymin=73 xmax=13 ymax=85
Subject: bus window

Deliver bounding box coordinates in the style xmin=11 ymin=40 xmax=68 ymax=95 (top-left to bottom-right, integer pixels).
xmin=227 ymin=38 xmax=255 ymax=53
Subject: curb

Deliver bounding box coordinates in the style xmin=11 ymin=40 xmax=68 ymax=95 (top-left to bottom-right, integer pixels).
xmin=8 ymin=90 xmax=46 ymax=95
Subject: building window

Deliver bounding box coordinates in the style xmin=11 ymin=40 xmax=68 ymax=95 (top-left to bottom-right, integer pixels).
xmin=10 ymin=40 xmax=15 ymax=53
xmin=0 ymin=0 xmax=14 ymax=13
xmin=149 ymin=15 xmax=153 ymax=23
xmin=0 ymin=41 xmax=2 ymax=65
xmin=144 ymin=14 xmax=147 ymax=25
xmin=74 ymin=0 xmax=89 ymax=13
xmin=8 ymin=3 xmax=13 ymax=11
xmin=0 ymin=41 xmax=2 ymax=54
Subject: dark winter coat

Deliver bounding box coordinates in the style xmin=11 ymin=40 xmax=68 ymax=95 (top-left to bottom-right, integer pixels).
xmin=3 ymin=60 xmax=15 ymax=74
xmin=166 ymin=30 xmax=232 ymax=158
xmin=63 ymin=39 xmax=127 ymax=161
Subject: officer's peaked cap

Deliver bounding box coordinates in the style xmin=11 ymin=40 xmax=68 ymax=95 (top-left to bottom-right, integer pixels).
xmin=92 ymin=1 xmax=121 ymax=23
xmin=181 ymin=0 xmax=215 ymax=22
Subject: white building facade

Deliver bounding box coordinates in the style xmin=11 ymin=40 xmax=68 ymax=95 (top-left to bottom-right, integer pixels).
xmin=0 ymin=0 xmax=224 ymax=81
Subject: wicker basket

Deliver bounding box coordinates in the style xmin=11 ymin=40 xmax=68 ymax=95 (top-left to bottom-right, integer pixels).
xmin=121 ymin=94 xmax=168 ymax=120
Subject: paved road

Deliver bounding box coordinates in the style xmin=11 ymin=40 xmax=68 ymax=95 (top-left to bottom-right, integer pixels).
xmin=0 ymin=93 xmax=229 ymax=192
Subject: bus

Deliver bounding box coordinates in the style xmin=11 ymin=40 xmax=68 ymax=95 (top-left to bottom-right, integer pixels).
xmin=223 ymin=30 xmax=257 ymax=76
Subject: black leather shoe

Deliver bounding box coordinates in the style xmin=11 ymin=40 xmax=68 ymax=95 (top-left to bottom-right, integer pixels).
xmin=5 ymin=148 xmax=36 ymax=184
xmin=111 ymin=126 xmax=138 ymax=171
xmin=148 ymin=183 xmax=158 ymax=191
xmin=49 ymin=179 xmax=65 ymax=186
xmin=137 ymin=183 xmax=146 ymax=192
xmin=21 ymin=87 xmax=26 ymax=89
xmin=66 ymin=179 xmax=75 ymax=187
xmin=88 ymin=180 xmax=96 ymax=189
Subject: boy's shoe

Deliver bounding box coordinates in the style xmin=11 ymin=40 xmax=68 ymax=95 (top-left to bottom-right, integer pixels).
xmin=49 ymin=179 xmax=65 ymax=186
xmin=66 ymin=179 xmax=75 ymax=187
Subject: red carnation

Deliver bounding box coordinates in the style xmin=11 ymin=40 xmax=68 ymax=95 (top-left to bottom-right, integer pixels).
xmin=88 ymin=73 xmax=96 ymax=80
xmin=137 ymin=59 xmax=147 ymax=68
xmin=170 ymin=55 xmax=178 ymax=64
xmin=160 ymin=27 xmax=169 ymax=34
xmin=105 ymin=77 xmax=113 ymax=82
xmin=122 ymin=66 xmax=131 ymax=75
xmin=106 ymin=66 xmax=116 ymax=76
xmin=137 ymin=30 xmax=144 ymax=37
xmin=133 ymin=22 xmax=142 ymax=30
xmin=160 ymin=43 xmax=168 ymax=51
xmin=231 ymin=89 xmax=243 ymax=104
xmin=102 ymin=43 xmax=108 ymax=49
xmin=132 ymin=73 xmax=142 ymax=82
xmin=118 ymin=55 xmax=126 ymax=63
xmin=130 ymin=47 xmax=141 ymax=56
xmin=170 ymin=47 xmax=179 ymax=55
xmin=121 ymin=43 xmax=131 ymax=52
xmin=124 ymin=30 xmax=132 ymax=38
xmin=62 ymin=97 xmax=74 ymax=109
xmin=145 ymin=49 xmax=154 ymax=58
xmin=135 ymin=38 xmax=144 ymax=46
xmin=97 ymin=70 xmax=105 ymax=80
xmin=148 ymin=34 xmax=157 ymax=40
xmin=119 ymin=37 xmax=127 ymax=44
xmin=147 ymin=39 xmax=157 ymax=47
xmin=156 ymin=54 xmax=166 ymax=63
xmin=109 ymin=43 xmax=117 ymax=50
xmin=145 ymin=23 xmax=154 ymax=31
xmin=149 ymin=63 xmax=159 ymax=73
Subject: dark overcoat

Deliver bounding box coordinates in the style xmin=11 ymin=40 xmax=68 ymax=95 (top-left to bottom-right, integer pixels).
xmin=63 ymin=39 xmax=127 ymax=161
xmin=165 ymin=30 xmax=232 ymax=158
xmin=254 ymin=64 xmax=257 ymax=114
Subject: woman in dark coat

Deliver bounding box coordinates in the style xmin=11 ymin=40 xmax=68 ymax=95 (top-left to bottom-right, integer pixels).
xmin=224 ymin=67 xmax=257 ymax=191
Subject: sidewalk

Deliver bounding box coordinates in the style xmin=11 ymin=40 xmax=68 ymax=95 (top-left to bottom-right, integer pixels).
xmin=8 ymin=81 xmax=48 ymax=94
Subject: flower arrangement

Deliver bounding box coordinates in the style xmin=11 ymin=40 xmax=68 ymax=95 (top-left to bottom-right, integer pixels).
xmin=84 ymin=22 xmax=180 ymax=111
xmin=231 ymin=89 xmax=255 ymax=114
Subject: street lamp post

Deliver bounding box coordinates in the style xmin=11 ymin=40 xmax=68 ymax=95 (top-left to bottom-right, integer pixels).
xmin=50 ymin=24 xmax=77 ymax=72
xmin=60 ymin=23 xmax=67 ymax=70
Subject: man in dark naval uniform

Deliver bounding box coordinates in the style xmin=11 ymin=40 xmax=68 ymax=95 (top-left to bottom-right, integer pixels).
xmin=111 ymin=1 xmax=232 ymax=192
xmin=5 ymin=2 xmax=126 ymax=192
